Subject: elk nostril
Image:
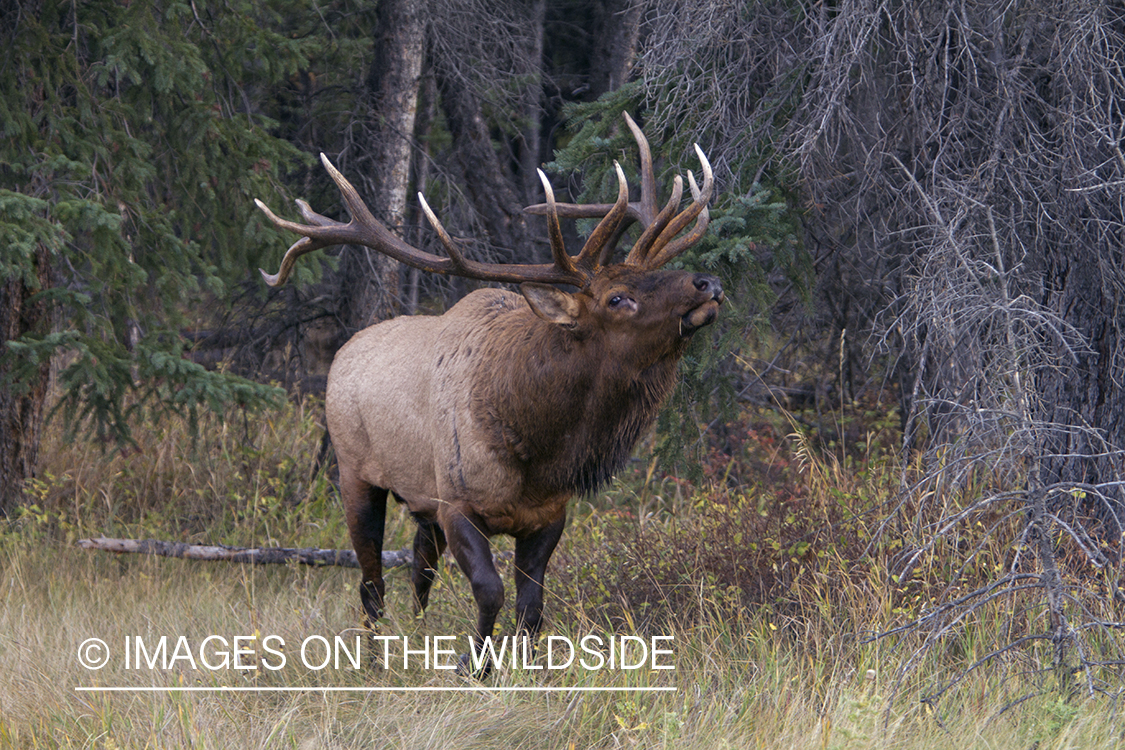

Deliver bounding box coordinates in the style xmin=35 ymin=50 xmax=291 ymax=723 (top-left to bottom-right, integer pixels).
xmin=694 ymin=274 xmax=723 ymax=300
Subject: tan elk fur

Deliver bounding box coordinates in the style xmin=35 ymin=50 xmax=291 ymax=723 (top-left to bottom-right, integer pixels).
xmin=327 ymin=271 xmax=718 ymax=538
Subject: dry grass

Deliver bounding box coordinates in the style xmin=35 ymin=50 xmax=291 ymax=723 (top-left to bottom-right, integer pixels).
xmin=0 ymin=399 xmax=1120 ymax=748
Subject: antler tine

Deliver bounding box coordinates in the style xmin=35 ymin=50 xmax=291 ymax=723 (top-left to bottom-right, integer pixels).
xmin=536 ymin=169 xmax=582 ymax=279
xmin=622 ymin=174 xmax=682 ymax=266
xmin=320 ymin=153 xmax=377 ymax=227
xmin=522 ymin=200 xmax=647 ymax=224
xmin=258 ymin=153 xmax=592 ymax=289
xmin=417 ymin=192 xmax=469 ymax=271
xmin=622 ymin=111 xmax=658 ymax=226
xmin=640 ymin=144 xmax=713 ymax=269
xmin=574 ymin=162 xmax=630 ymax=271
xmin=255 ymin=198 xmax=341 ymax=286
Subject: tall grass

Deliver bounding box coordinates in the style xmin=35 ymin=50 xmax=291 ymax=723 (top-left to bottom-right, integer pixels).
xmin=0 ymin=398 xmax=1119 ymax=748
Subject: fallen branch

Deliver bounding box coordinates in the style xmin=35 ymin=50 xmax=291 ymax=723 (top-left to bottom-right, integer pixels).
xmin=76 ymin=537 xmax=412 ymax=569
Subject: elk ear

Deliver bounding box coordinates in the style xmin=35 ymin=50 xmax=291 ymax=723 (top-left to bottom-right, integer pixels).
xmin=520 ymin=283 xmax=582 ymax=327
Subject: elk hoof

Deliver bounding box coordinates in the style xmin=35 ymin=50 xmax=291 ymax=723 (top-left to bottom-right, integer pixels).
xmin=359 ymin=581 xmax=385 ymax=626
xmin=456 ymin=653 xmax=493 ymax=680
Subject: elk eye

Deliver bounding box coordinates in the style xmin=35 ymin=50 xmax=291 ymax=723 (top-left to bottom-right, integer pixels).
xmin=606 ymin=294 xmax=637 ymax=313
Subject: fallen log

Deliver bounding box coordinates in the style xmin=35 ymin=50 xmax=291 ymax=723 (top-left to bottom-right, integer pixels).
xmin=76 ymin=537 xmax=412 ymax=569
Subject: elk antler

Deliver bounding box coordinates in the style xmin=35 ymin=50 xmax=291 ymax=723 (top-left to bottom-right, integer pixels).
xmin=523 ymin=111 xmax=713 ymax=270
xmin=256 ymin=153 xmax=630 ymax=290
xmin=256 ymin=114 xmax=706 ymax=289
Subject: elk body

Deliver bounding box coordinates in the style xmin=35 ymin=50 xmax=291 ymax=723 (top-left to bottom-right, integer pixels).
xmin=256 ymin=113 xmax=722 ymax=669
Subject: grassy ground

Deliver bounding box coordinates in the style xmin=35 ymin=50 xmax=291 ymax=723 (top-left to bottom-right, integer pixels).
xmin=0 ymin=398 xmax=1120 ymax=748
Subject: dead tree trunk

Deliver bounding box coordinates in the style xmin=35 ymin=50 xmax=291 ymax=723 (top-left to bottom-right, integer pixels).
xmin=76 ymin=537 xmax=409 ymax=568
xmin=77 ymin=537 xmax=514 ymax=569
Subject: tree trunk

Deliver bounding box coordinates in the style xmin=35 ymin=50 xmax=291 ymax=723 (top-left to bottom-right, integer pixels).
xmin=339 ymin=0 xmax=428 ymax=332
xmin=0 ymin=241 xmax=52 ymax=516
xmin=1037 ymin=242 xmax=1125 ymax=544
xmin=436 ymin=69 xmax=535 ymax=263
xmin=403 ymin=63 xmax=439 ymax=315
xmin=518 ymin=0 xmax=547 ymax=211
xmin=588 ymin=0 xmax=643 ymax=99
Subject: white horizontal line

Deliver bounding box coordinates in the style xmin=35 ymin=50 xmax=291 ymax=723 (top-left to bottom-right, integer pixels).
xmin=75 ymin=686 xmax=675 ymax=693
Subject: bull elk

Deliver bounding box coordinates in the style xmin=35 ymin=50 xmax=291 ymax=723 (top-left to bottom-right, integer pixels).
xmin=255 ymin=112 xmax=722 ymax=672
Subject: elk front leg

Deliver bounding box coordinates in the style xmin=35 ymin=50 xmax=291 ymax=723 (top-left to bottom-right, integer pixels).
xmin=514 ymin=513 xmax=566 ymax=642
xmin=341 ymin=468 xmax=388 ymax=625
xmin=442 ymin=507 xmax=503 ymax=677
xmin=410 ymin=515 xmax=447 ymax=613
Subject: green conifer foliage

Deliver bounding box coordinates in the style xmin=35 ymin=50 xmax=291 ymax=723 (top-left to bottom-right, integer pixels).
xmin=0 ymin=1 xmax=339 ymax=506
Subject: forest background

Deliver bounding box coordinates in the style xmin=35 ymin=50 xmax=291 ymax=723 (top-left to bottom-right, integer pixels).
xmin=1 ymin=0 xmax=1123 ymax=747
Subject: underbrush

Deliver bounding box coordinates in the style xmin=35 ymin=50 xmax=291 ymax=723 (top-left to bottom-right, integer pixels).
xmin=1 ymin=396 xmax=1120 ymax=748
xmin=17 ymin=396 xmax=405 ymax=552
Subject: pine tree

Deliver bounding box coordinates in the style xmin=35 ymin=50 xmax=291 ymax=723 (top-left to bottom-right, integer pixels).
xmin=0 ymin=0 xmax=331 ymax=513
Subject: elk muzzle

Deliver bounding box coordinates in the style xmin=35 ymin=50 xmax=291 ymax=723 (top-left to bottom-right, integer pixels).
xmin=682 ymin=273 xmax=724 ymax=333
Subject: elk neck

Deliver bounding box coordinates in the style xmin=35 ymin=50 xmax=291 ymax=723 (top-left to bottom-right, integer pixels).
xmin=467 ymin=291 xmax=684 ymax=497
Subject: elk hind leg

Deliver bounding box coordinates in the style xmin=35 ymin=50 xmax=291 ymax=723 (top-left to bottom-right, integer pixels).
xmin=341 ymin=469 xmax=388 ymax=625
xmin=411 ymin=514 xmax=447 ymax=614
